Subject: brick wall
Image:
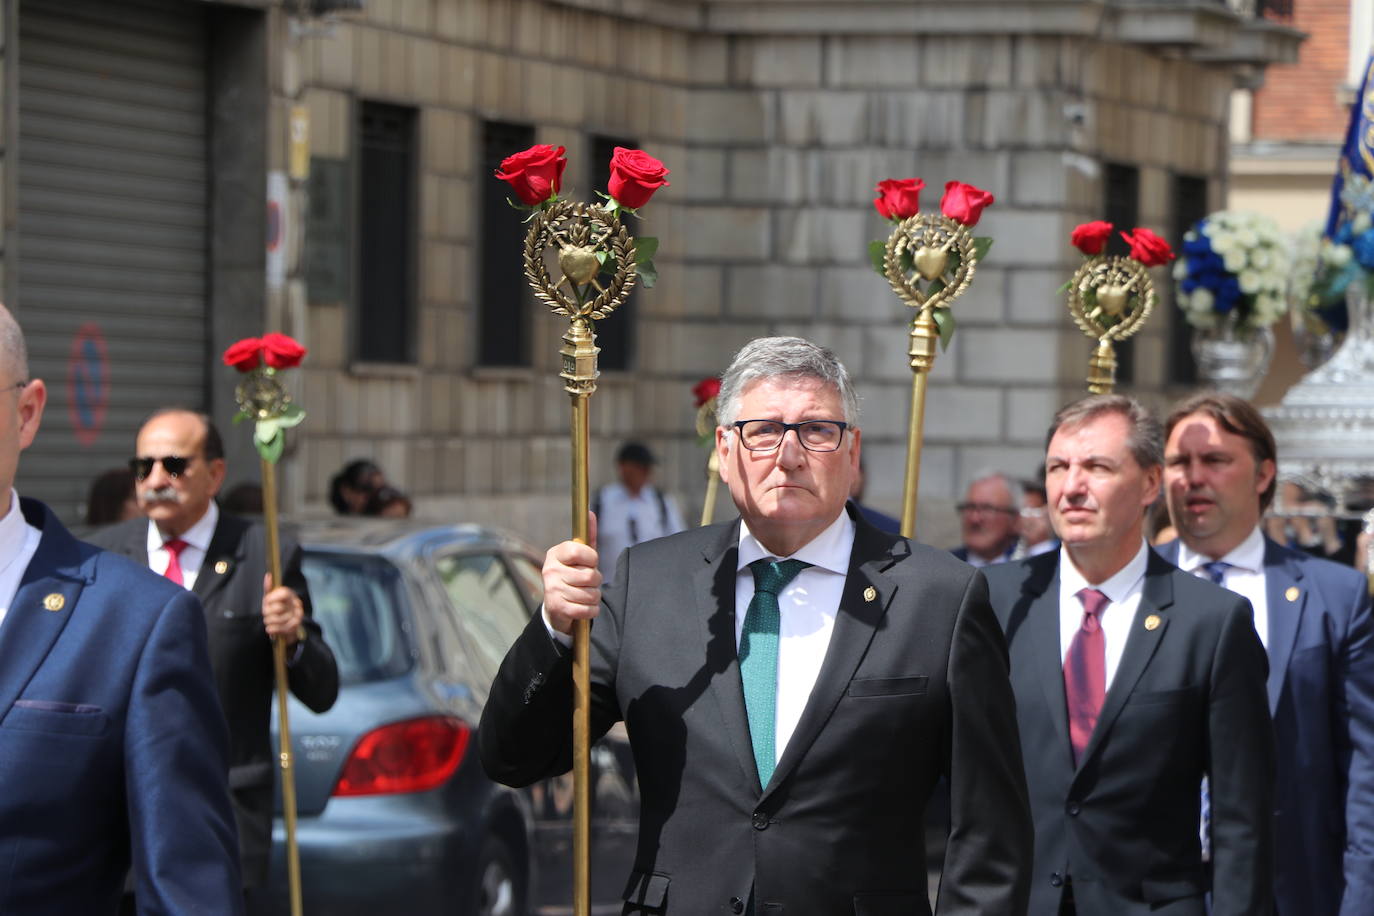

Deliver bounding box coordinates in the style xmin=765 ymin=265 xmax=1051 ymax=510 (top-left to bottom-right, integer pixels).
xmin=1252 ymin=0 xmax=1352 ymax=142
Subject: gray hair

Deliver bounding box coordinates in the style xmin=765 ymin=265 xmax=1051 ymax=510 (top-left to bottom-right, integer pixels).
xmin=716 ymin=337 xmax=860 ymax=427
xmin=965 ymin=470 xmax=1022 ymax=510
xmin=1047 ymin=394 xmax=1163 ymax=469
xmin=0 ymin=305 xmax=28 ymax=384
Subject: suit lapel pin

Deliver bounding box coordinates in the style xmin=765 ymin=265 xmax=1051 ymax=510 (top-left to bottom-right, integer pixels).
xmin=863 ymin=586 xmax=877 ymax=602
xmin=214 ymin=560 xmax=230 ymax=575
xmin=1144 ymin=614 xmax=1161 ymax=631
xmin=42 ymin=593 xmax=65 ymax=612
xmin=1285 ymin=586 xmax=1299 ymax=602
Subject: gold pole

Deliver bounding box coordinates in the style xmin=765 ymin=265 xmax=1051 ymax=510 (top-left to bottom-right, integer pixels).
xmin=900 ymin=310 xmax=938 ymax=538
xmin=700 ymin=451 xmax=720 ymax=527
xmin=260 ymin=458 xmax=303 ymax=916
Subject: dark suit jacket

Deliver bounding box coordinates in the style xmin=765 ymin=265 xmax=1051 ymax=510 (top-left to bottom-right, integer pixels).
xmin=480 ymin=509 xmax=1033 ymax=915
xmin=1158 ymin=537 xmax=1374 ymax=916
xmin=983 ymin=550 xmax=1274 ymax=916
xmin=0 ymin=499 xmax=241 ymax=914
xmin=91 ymin=511 xmax=339 ymax=886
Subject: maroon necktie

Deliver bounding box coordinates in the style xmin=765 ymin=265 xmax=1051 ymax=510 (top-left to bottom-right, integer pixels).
xmin=162 ymin=538 xmax=189 ymax=587
xmin=1064 ymin=587 xmax=1108 ymax=766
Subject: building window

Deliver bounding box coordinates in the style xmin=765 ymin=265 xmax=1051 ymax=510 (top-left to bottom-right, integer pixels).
xmin=1169 ymin=174 xmax=1210 ymax=385
xmin=479 ymin=121 xmax=535 ymax=367
xmin=589 ymin=134 xmax=637 ymax=371
xmin=1102 ymin=163 xmax=1140 ymax=385
xmin=356 ymin=102 xmax=417 ymax=363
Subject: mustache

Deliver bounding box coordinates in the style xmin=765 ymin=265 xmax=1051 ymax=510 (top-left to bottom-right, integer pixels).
xmin=141 ymin=486 xmax=179 ymax=503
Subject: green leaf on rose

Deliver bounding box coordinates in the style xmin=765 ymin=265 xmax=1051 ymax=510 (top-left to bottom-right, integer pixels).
xmin=933 ymin=307 xmax=957 ymax=351
xmin=635 ymin=237 xmax=659 ymax=264
xmin=277 ymin=402 xmax=306 ymax=429
xmin=868 ymin=240 xmax=886 ymax=275
xmin=972 ymin=237 xmax=994 ymax=262
xmin=899 ymin=249 xmax=914 ymax=273
xmin=636 ymin=259 xmax=658 ymax=288
xmin=927 ymin=278 xmax=947 ymax=297
xmin=254 ymin=418 xmax=280 ymax=445
xmin=256 ymin=430 xmax=284 ymax=465
xmin=1056 ymin=280 xmax=1073 ymax=295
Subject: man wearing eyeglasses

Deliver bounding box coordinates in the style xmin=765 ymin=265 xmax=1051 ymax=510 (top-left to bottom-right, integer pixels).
xmin=951 ymin=472 xmax=1022 ymax=567
xmin=89 ymin=408 xmax=338 ymax=912
xmin=480 ymin=336 xmax=1032 ymax=914
xmin=0 ymin=306 xmax=242 ymax=913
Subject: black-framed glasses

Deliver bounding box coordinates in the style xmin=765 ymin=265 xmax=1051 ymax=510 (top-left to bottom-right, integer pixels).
xmin=956 ymin=502 xmax=1018 ymax=516
xmin=129 ymin=455 xmax=196 ymax=481
xmin=733 ymin=419 xmax=849 ymax=452
xmin=1 ymin=380 xmax=28 ymax=395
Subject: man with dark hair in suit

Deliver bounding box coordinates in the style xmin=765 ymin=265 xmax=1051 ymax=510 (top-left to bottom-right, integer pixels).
xmin=0 ymin=305 xmax=241 ymax=913
xmin=481 ymin=336 xmax=1032 ymax=914
xmin=90 ymin=408 xmax=339 ymax=910
xmin=983 ymin=393 xmax=1274 ymax=916
xmin=1159 ymin=392 xmax=1373 ymax=916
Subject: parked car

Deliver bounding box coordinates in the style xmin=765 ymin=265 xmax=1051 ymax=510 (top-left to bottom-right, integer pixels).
xmin=259 ymin=520 xmax=638 ymax=916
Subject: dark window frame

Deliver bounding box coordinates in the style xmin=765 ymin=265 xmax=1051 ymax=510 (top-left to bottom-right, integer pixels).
xmin=478 ymin=121 xmax=537 ymax=368
xmin=354 ymin=100 xmax=419 ymax=365
xmin=1169 ymin=173 xmax=1210 ymax=386
xmin=1102 ymin=162 xmax=1141 ymax=386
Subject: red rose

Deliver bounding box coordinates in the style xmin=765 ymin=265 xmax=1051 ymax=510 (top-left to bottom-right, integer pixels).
xmin=1120 ymin=227 xmax=1175 ymax=267
xmin=1071 ymin=220 xmax=1114 ymax=256
xmin=222 ymin=337 xmax=263 ymax=372
xmin=608 ymin=147 xmax=670 ymax=210
xmin=940 ymin=181 xmax=995 ymax=227
xmin=692 ymin=377 xmax=721 ymax=408
xmin=261 ymin=332 xmax=307 ymax=369
xmin=494 ymin=144 xmax=567 ymax=206
xmin=873 ymin=178 xmax=925 ymax=221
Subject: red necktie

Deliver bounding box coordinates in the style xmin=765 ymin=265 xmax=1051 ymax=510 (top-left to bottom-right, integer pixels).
xmin=162 ymin=538 xmax=189 ymax=587
xmin=1064 ymin=587 xmax=1108 ymax=766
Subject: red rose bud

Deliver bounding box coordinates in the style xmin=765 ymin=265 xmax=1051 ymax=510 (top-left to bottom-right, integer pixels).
xmin=222 ymin=337 xmax=263 ymax=372
xmin=1071 ymin=220 xmax=1114 ymax=256
xmin=494 ymin=144 xmax=567 ymax=206
xmin=873 ymin=178 xmax=925 ymax=221
xmin=608 ymin=147 xmax=670 ymax=210
xmin=261 ymin=332 xmax=308 ymax=369
xmin=1120 ymin=227 xmax=1175 ymax=267
xmin=692 ymin=377 xmax=722 ymax=408
xmin=940 ymin=181 xmax=995 ymax=227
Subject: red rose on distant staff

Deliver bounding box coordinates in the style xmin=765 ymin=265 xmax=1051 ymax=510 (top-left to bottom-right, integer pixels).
xmin=608 ymin=148 xmax=670 ymax=210
xmin=494 ymin=144 xmax=567 ymax=206
xmin=222 ymin=337 xmax=263 ymax=372
xmin=692 ymin=377 xmax=721 ymax=408
xmin=262 ymin=332 xmax=308 ymax=369
xmin=1071 ymin=220 xmax=1114 ymax=256
xmin=1120 ymin=227 xmax=1175 ymax=267
xmin=940 ymin=181 xmax=995 ymax=227
xmin=873 ymin=178 xmax=925 ymax=221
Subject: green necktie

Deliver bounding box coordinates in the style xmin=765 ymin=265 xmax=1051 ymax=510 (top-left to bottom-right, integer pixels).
xmin=740 ymin=557 xmax=810 ymax=789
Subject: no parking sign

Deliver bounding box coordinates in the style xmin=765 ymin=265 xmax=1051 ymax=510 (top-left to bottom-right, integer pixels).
xmin=66 ymin=322 xmax=109 ymax=446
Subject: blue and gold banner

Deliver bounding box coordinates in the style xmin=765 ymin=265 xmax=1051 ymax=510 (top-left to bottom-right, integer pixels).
xmin=1325 ymin=52 xmax=1374 ymax=241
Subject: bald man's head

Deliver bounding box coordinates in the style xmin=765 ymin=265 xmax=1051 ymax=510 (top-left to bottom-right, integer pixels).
xmin=0 ymin=305 xmax=28 ymax=384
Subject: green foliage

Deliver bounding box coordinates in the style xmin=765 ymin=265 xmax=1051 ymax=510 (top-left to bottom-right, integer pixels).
xmin=972 ymin=237 xmax=994 ymax=262
xmin=868 ymin=240 xmax=886 ymax=275
xmin=933 ymin=308 xmax=956 ymax=351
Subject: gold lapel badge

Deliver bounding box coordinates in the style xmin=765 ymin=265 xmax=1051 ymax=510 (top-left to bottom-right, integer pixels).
xmin=214 ymin=560 xmax=230 ymax=575
xmin=1144 ymin=614 xmax=1161 ymax=631
xmin=1285 ymin=586 xmax=1299 ymax=602
xmin=863 ymin=586 xmax=877 ymax=602
xmin=42 ymin=593 xmax=65 ymax=612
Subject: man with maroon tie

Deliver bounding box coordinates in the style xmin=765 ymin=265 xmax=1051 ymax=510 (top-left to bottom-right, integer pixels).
xmin=983 ymin=394 xmax=1274 ymax=916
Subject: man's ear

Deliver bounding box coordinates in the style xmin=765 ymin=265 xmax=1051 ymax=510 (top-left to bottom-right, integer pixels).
xmin=1255 ymin=458 xmax=1276 ymax=500
xmin=208 ymin=457 xmax=228 ymax=496
xmin=715 ymin=426 xmax=732 ymax=485
xmin=16 ymin=380 xmax=46 ymax=452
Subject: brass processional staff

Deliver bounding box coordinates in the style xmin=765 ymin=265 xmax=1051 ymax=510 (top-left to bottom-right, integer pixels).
xmin=496 ymin=143 xmax=668 ymax=916
xmin=870 ymin=178 xmax=995 ymax=537
xmin=222 ymin=332 xmax=310 ymax=916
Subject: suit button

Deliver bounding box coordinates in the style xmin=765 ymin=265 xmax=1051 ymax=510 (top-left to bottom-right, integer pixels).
xmin=1050 ymin=873 xmax=1063 ymax=888
xmin=1067 ymin=802 xmax=1081 ymax=816
xmin=730 ymin=897 xmax=745 ymax=914
xmin=752 ymin=812 xmax=769 ymax=830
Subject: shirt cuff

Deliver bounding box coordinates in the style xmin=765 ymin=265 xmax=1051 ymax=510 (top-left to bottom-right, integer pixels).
xmin=541 ymin=604 xmax=573 ymax=649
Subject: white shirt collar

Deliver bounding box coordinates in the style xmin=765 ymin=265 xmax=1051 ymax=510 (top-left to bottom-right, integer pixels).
xmin=1176 ymin=524 xmax=1265 ymax=574
xmin=146 ymin=501 xmax=219 ymax=554
xmin=1060 ymin=538 xmax=1150 ymax=603
xmin=737 ymin=510 xmax=856 ymax=575
xmin=0 ymin=489 xmax=29 ymax=562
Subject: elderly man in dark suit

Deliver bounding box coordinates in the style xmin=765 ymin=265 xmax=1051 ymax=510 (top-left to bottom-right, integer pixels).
xmin=0 ymin=305 xmax=241 ymax=913
xmin=1158 ymin=392 xmax=1374 ymax=916
xmin=90 ymin=408 xmax=338 ymax=908
xmin=983 ymin=394 xmax=1274 ymax=916
xmin=480 ymin=336 xmax=1032 ymax=915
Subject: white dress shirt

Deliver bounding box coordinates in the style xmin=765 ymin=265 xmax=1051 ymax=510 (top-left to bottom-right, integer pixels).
xmin=735 ymin=511 xmax=856 ymax=768
xmin=0 ymin=490 xmax=43 ymax=629
xmin=594 ymin=482 xmax=686 ymax=580
xmin=146 ymin=502 xmax=219 ymax=590
xmin=1058 ymin=540 xmax=1150 ymax=690
xmin=1175 ymin=525 xmax=1268 ymax=649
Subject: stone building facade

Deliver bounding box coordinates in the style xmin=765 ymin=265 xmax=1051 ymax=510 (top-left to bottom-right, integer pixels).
xmin=2 ymin=0 xmax=1298 ymax=548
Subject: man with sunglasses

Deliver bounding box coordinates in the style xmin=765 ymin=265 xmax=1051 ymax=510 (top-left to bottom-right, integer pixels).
xmin=481 ymin=336 xmax=1032 ymax=914
xmin=0 ymin=306 xmax=242 ymax=912
xmin=90 ymin=408 xmax=338 ymax=912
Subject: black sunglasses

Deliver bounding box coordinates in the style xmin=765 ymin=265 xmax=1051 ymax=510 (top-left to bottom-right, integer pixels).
xmin=129 ymin=455 xmax=195 ymax=481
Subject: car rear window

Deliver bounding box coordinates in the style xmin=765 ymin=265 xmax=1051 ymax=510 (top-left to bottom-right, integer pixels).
xmin=302 ymin=552 xmax=411 ymax=685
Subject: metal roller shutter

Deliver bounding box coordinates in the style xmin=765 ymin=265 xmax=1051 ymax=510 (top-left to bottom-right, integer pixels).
xmin=15 ymin=0 xmax=209 ymax=524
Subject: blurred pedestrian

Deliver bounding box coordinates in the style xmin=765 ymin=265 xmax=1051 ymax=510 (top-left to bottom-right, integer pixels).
xmin=366 ymin=485 xmax=412 ymax=518
xmin=951 ymin=471 xmax=1020 ymax=566
xmin=1015 ymin=473 xmax=1058 ymax=558
xmin=84 ymin=465 xmax=139 ymax=526
xmin=329 ymin=458 xmax=384 ymax=515
xmin=591 ymin=441 xmax=685 ymax=580
xmin=0 ymin=305 xmax=242 ymax=913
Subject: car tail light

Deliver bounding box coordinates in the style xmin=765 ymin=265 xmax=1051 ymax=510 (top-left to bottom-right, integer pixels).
xmin=333 ymin=716 xmax=470 ymax=797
